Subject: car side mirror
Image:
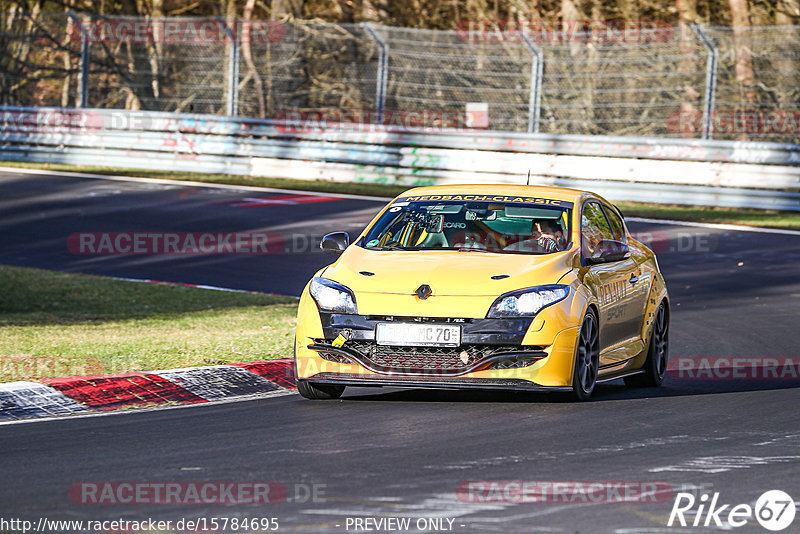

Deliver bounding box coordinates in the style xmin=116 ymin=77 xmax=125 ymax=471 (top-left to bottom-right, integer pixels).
xmin=587 ymin=240 xmax=629 ymax=264
xmin=320 ymin=232 xmax=349 ymax=254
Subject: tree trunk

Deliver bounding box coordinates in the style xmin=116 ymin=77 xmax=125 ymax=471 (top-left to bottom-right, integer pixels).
xmin=729 ymin=0 xmax=756 ymax=105
xmin=361 ymin=0 xmax=390 ymax=23
xmin=676 ymin=0 xmax=701 ymax=137
xmin=770 ymin=0 xmax=800 ymax=115
xmin=61 ymin=10 xmax=74 ymax=107
xmin=149 ymin=0 xmax=164 ymax=105
xmin=560 ymin=0 xmax=591 ymax=133
xmin=243 ymin=0 xmax=266 ymax=117
xmin=560 ymin=0 xmax=582 ymax=55
xmin=775 ymin=0 xmax=800 ymax=23
xmin=272 ymin=0 xmax=303 ymax=19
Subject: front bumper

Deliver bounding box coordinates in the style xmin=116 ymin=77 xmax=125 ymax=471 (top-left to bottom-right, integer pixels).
xmin=295 ymin=310 xmax=581 ymax=390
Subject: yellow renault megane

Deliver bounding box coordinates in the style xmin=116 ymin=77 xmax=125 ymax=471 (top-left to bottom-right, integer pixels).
xmin=294 ymin=185 xmax=669 ymax=401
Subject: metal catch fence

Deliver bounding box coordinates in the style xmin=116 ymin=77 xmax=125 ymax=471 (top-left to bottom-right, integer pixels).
xmin=1 ymin=13 xmax=799 ymax=143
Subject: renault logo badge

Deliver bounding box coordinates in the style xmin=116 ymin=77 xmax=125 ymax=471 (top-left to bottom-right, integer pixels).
xmin=415 ymin=284 xmax=433 ymax=300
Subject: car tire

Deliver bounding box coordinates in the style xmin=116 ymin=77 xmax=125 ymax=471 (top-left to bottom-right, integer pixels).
xmin=625 ymin=301 xmax=669 ymax=388
xmin=293 ymin=338 xmax=345 ymax=400
xmin=571 ymin=308 xmax=600 ymax=401
xmin=297 ymin=380 xmax=345 ymax=400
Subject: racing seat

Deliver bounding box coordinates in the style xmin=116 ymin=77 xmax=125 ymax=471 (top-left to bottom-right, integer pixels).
xmin=417 ymin=231 xmax=449 ymax=248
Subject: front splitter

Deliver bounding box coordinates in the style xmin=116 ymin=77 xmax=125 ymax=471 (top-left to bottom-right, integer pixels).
xmin=304 ymin=373 xmax=572 ymax=392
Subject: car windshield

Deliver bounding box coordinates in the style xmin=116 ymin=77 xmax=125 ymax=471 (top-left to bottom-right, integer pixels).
xmin=360 ymin=195 xmax=573 ymax=254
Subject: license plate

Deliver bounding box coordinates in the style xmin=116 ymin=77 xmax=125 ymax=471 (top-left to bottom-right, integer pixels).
xmin=375 ymin=323 xmax=461 ymax=347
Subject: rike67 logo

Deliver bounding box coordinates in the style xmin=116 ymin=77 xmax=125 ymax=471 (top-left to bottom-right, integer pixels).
xmin=668 ymin=490 xmax=796 ymax=531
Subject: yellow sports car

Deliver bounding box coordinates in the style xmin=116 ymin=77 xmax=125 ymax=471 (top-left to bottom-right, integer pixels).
xmin=294 ymin=185 xmax=669 ymax=401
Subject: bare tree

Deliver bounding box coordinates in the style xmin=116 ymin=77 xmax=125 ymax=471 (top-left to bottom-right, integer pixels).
xmin=729 ymin=0 xmax=756 ymax=105
xmin=775 ymin=0 xmax=800 ymax=23
xmin=61 ymin=7 xmax=75 ymax=107
xmin=772 ymin=0 xmax=799 ymax=109
xmin=361 ymin=0 xmax=390 ymax=23
xmin=243 ymin=0 xmax=267 ymax=117
xmin=676 ymin=0 xmax=701 ymax=136
xmin=273 ymin=0 xmax=304 ymax=18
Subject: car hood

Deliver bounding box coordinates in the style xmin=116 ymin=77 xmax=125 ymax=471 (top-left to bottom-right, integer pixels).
xmin=322 ymin=246 xmax=576 ymax=297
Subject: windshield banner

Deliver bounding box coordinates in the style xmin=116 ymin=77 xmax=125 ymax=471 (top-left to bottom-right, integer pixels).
xmin=398 ymin=195 xmax=572 ymax=207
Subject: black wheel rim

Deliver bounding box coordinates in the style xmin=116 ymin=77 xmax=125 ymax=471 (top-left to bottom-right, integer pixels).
xmin=653 ymin=305 xmax=669 ymax=379
xmin=578 ymin=314 xmax=599 ymax=393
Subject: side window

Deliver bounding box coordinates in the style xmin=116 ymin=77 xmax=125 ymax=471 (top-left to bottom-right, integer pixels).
xmin=602 ymin=205 xmax=626 ymax=243
xmin=581 ymin=201 xmax=614 ymax=257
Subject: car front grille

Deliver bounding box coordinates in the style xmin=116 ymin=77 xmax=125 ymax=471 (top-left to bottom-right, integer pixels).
xmin=312 ymin=339 xmax=546 ymax=375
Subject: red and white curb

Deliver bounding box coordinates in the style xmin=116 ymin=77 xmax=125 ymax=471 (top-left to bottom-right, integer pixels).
xmin=0 ymin=359 xmax=295 ymax=422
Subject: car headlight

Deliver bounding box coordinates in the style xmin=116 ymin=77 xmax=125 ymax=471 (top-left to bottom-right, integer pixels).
xmin=486 ymin=285 xmax=569 ymax=318
xmin=309 ymin=277 xmax=358 ymax=314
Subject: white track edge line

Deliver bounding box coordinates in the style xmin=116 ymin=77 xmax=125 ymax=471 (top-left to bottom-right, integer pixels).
xmin=108 ymin=275 xmax=248 ymax=294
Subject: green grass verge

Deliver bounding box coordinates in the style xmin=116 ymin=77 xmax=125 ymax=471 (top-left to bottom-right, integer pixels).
xmin=615 ymin=202 xmax=800 ymax=230
xmin=0 ymin=265 xmax=298 ymax=382
xmin=3 ymin=160 xmax=800 ymax=230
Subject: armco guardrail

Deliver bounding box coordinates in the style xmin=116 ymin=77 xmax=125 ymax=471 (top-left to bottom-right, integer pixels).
xmin=1 ymin=106 xmax=800 ymax=211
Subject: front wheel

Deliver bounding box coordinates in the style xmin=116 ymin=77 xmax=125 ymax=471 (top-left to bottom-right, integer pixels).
xmin=294 ymin=337 xmax=345 ymax=399
xmin=571 ymin=308 xmax=600 ymax=401
xmin=297 ymin=380 xmax=345 ymax=400
xmin=625 ymin=302 xmax=669 ymax=388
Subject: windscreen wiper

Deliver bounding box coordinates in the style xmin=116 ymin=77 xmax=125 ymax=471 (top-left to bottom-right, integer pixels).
xmin=374 ymin=245 xmax=409 ymax=251
xmin=455 ymin=246 xmax=492 ymax=253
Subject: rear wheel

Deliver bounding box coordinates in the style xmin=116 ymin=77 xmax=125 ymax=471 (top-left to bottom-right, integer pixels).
xmin=571 ymin=308 xmax=600 ymax=401
xmin=625 ymin=302 xmax=669 ymax=388
xmin=297 ymin=380 xmax=345 ymax=400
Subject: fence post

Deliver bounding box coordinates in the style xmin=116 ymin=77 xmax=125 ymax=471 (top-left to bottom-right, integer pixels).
xmin=219 ymin=18 xmax=239 ymax=116
xmin=362 ymin=23 xmax=388 ymax=123
xmin=67 ymin=11 xmax=90 ymax=108
xmin=521 ymin=33 xmax=543 ymax=134
xmin=691 ymin=24 xmax=718 ymax=140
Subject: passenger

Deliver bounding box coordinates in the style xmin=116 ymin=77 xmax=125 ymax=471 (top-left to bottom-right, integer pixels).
xmin=503 ymin=219 xmax=563 ymax=253
xmin=533 ymin=219 xmax=562 ymax=253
